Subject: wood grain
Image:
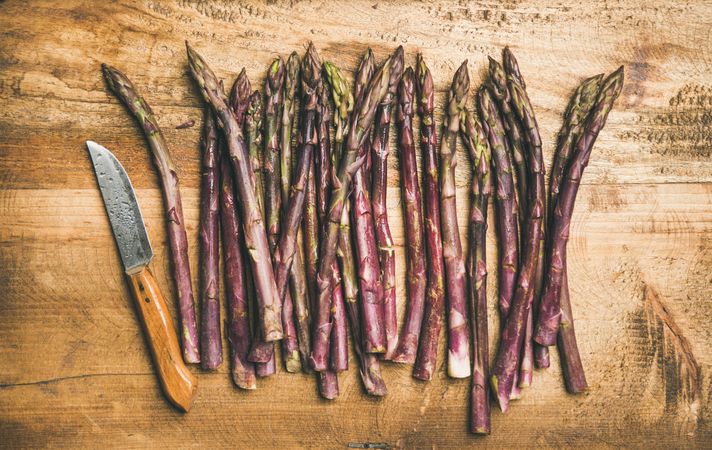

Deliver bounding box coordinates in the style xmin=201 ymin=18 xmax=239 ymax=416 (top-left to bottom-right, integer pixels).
xmin=1 ymin=0 xmax=711 ymax=447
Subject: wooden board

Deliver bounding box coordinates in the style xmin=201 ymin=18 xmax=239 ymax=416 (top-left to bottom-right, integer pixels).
xmin=1 ymin=0 xmax=711 ymax=447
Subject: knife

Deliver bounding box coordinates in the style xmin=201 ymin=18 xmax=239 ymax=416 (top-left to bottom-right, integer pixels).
xmin=87 ymin=140 xmax=197 ymax=412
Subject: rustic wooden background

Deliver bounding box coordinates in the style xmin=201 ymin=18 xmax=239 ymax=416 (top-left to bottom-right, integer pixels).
xmin=1 ymin=0 xmax=711 ymax=448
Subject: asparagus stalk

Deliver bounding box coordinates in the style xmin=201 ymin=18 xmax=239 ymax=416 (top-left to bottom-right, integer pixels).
xmin=220 ymin=147 xmax=257 ymax=389
xmin=315 ymin=74 xmax=333 ymax=223
xmin=255 ymin=59 xmax=285 ymax=371
xmin=341 ymin=204 xmax=387 ymax=394
xmin=439 ymin=61 xmax=471 ymax=378
xmin=246 ymin=92 xmax=276 ymax=366
xmin=199 ymin=109 xmax=223 ymax=370
xmin=281 ymin=52 xmax=300 ymax=201
xmin=352 ymin=147 xmax=384 ymax=353
xmin=317 ymin=371 xmax=339 ymax=400
xmin=460 ymin=108 xmax=492 ymax=434
xmin=330 ymin=259 xmax=349 ymax=372
xmin=313 ymin=73 xmax=348 ymax=372
xmin=256 ymin=353 xmax=276 ymax=378
xmin=229 ymin=70 xmax=272 ymax=366
xmin=302 ymin=150 xmax=319 ymax=368
xmin=324 ymin=62 xmax=386 ymax=393
xmin=502 ymin=46 xmax=551 ymax=372
xmin=280 ymin=52 xmax=310 ymax=372
xmin=222 ymin=75 xmax=258 ymax=386
xmin=534 ymin=344 xmax=551 ymax=368
xmin=478 ymin=87 xmax=519 ymax=324
xmin=272 ymin=44 xmax=319 ymax=303
xmin=391 ymin=68 xmax=427 ymax=364
xmin=495 ymin=52 xmax=537 ymax=388
xmin=186 ymin=43 xmax=284 ymax=341
xmin=348 ymin=50 xmax=384 ymax=355
xmin=370 ymin=47 xmax=403 ymax=359
xmin=270 ymin=44 xmax=323 ymax=375
xmin=549 ymin=74 xmax=603 ymax=391
xmin=102 ymin=64 xmax=200 ymax=364
xmin=549 ymin=74 xmax=604 ymax=228
xmin=489 ymin=73 xmax=546 ymax=412
xmin=246 ymin=91 xmax=265 ymax=217
xmin=413 ymin=55 xmax=447 ymax=381
xmin=264 ymin=58 xmax=285 ymax=250
xmin=487 ymin=57 xmax=527 ymax=228
xmin=310 ymin=49 xmax=400 ymax=371
xmin=535 ymin=68 xmax=624 ymax=345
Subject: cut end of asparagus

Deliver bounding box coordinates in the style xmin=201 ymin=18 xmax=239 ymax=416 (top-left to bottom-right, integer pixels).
xmin=413 ymin=366 xmax=434 ymax=382
xmin=534 ymin=345 xmax=551 ymax=369
xmin=317 ymin=372 xmax=340 ymax=400
xmin=232 ymin=372 xmax=257 ymax=390
xmin=490 ymin=376 xmax=510 ymax=413
xmin=510 ymin=384 xmax=522 ymax=400
xmin=518 ymin=372 xmax=532 ymax=389
xmin=285 ymin=352 xmax=302 ymax=373
xmin=448 ymin=351 xmax=473 ymax=379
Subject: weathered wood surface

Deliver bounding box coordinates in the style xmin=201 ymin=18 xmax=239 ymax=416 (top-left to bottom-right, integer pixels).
xmin=1 ymin=0 xmax=711 ymax=447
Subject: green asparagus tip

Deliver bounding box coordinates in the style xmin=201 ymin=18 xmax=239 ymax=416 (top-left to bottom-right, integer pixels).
xmin=286 ymin=52 xmax=300 ymax=76
xmin=612 ymin=65 xmax=625 ymax=78
xmin=185 ymin=42 xmax=200 ymax=70
xmin=101 ymin=63 xmax=116 ymax=89
xmin=269 ymin=58 xmax=281 ymax=76
xmin=602 ymin=65 xmax=625 ymax=91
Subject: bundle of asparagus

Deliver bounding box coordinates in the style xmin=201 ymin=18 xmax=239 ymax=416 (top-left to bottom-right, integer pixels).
xmin=103 ymin=42 xmax=624 ymax=434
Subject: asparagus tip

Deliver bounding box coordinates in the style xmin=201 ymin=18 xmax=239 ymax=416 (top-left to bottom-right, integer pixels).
xmin=453 ymin=60 xmax=470 ymax=102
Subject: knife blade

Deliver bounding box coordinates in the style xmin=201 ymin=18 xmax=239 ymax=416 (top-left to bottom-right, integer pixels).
xmin=87 ymin=140 xmax=153 ymax=273
xmin=87 ymin=140 xmax=197 ymax=412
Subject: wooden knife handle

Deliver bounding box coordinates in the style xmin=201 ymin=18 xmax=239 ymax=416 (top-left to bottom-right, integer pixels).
xmin=128 ymin=265 xmax=197 ymax=412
